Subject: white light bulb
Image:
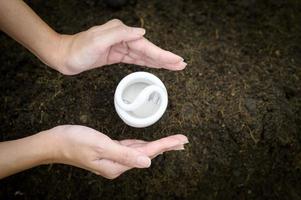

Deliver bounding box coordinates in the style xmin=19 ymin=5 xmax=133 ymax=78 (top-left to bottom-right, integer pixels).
xmin=114 ymin=72 xmax=168 ymax=128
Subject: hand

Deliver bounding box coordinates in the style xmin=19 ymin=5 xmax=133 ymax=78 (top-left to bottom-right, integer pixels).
xmin=47 ymin=125 xmax=188 ymax=179
xmin=54 ymin=19 xmax=187 ymax=75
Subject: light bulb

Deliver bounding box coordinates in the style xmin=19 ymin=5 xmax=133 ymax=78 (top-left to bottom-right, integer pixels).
xmin=114 ymin=72 xmax=168 ymax=128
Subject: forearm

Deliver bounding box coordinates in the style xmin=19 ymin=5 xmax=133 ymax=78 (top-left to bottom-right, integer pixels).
xmin=0 ymin=131 xmax=56 ymax=179
xmin=0 ymin=0 xmax=61 ymax=69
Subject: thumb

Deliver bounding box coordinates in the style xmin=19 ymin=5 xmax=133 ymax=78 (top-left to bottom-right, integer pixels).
xmin=103 ymin=25 xmax=145 ymax=47
xmin=102 ymin=140 xmax=151 ymax=168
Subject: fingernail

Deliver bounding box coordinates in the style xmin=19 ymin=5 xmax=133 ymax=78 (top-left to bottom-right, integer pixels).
xmin=175 ymin=62 xmax=187 ymax=70
xmin=134 ymin=28 xmax=146 ymax=35
xmin=181 ymin=138 xmax=189 ymax=145
xmin=173 ymin=146 xmax=185 ymax=151
xmin=172 ymin=144 xmax=185 ymax=151
xmin=137 ymin=156 xmax=151 ymax=168
xmin=177 ymin=56 xmax=184 ymax=62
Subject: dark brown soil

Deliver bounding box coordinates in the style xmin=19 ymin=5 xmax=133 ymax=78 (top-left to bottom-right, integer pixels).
xmin=1 ymin=0 xmax=301 ymax=199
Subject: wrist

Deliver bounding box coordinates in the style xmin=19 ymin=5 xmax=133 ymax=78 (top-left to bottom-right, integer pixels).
xmin=37 ymin=129 xmax=62 ymax=165
xmin=40 ymin=32 xmax=69 ymax=75
xmin=36 ymin=31 xmax=75 ymax=76
xmin=50 ymin=34 xmax=77 ymax=75
xmin=28 ymin=29 xmax=61 ymax=70
xmin=41 ymin=125 xmax=77 ymax=165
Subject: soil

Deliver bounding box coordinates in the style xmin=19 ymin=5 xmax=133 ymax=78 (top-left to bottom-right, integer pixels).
xmin=0 ymin=0 xmax=301 ymax=199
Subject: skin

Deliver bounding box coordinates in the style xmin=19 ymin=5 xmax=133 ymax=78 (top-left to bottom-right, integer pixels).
xmin=0 ymin=0 xmax=188 ymax=179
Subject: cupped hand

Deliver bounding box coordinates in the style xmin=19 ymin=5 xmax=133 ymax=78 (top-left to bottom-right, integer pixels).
xmin=47 ymin=125 xmax=188 ymax=179
xmin=54 ymin=19 xmax=186 ymax=75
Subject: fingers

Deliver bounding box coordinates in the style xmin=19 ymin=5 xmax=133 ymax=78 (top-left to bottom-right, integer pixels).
xmin=121 ymin=52 xmax=161 ymax=68
xmin=163 ymin=61 xmax=187 ymax=70
xmin=121 ymin=53 xmax=187 ymax=70
xmin=98 ymin=21 xmax=145 ymax=47
xmin=128 ymin=38 xmax=182 ymax=63
xmin=101 ymin=19 xmax=125 ymax=30
xmin=91 ymin=135 xmax=188 ymax=179
xmin=127 ymin=38 xmax=187 ymax=70
xmin=119 ymin=139 xmax=147 ymax=146
xmin=91 ymin=159 xmax=130 ymax=179
xmin=121 ymin=43 xmax=186 ymax=70
xmin=102 ymin=140 xmax=151 ymax=168
xmin=93 ymin=135 xmax=188 ymax=179
xmin=117 ymin=135 xmax=188 ymax=157
xmin=107 ymin=42 xmax=130 ymax=64
xmin=166 ymin=144 xmax=185 ymax=151
xmin=137 ymin=134 xmax=189 ymax=157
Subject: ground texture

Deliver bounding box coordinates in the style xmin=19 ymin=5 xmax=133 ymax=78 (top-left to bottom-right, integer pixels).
xmin=0 ymin=0 xmax=301 ymax=199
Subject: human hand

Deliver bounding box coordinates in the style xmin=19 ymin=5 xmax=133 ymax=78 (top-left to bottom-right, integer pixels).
xmin=47 ymin=125 xmax=188 ymax=179
xmin=53 ymin=19 xmax=187 ymax=75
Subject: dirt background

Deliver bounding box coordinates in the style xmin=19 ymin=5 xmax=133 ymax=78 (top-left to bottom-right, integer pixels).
xmin=0 ymin=0 xmax=301 ymax=199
